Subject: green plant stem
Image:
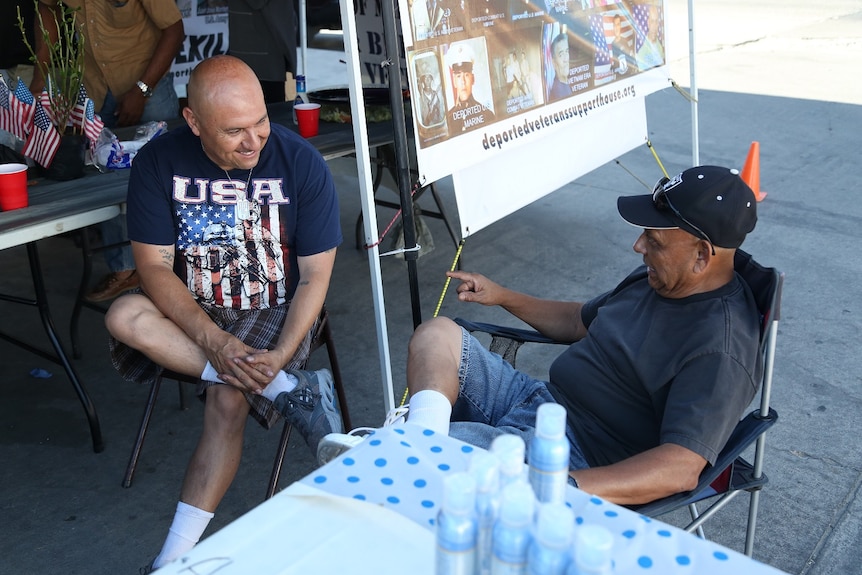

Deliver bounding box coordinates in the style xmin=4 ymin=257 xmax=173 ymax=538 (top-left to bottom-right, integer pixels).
xmin=17 ymin=1 xmax=86 ymax=135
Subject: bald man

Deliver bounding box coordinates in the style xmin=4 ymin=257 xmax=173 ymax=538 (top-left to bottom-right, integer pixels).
xmin=105 ymin=55 xmax=343 ymax=571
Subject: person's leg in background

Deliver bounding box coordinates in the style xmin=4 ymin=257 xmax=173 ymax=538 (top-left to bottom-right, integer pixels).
xmin=87 ymin=74 xmax=179 ymax=302
xmin=85 ymin=215 xmax=138 ymax=302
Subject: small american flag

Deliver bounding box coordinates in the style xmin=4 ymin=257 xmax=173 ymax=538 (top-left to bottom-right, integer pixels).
xmin=22 ymin=102 xmax=61 ymax=168
xmin=0 ymin=77 xmax=19 ymax=138
xmin=38 ymin=88 xmax=54 ymax=125
xmin=2 ymin=78 xmax=36 ymax=140
xmin=69 ymin=85 xmax=104 ymax=143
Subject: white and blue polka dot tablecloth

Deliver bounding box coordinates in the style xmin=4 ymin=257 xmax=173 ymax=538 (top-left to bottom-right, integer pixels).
xmin=302 ymin=424 xmax=786 ymax=575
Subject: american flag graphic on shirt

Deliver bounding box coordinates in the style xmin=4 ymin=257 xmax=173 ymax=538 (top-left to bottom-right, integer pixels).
xmin=174 ymin=176 xmax=288 ymax=310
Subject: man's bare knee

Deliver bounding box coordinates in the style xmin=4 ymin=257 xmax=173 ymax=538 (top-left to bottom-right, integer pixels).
xmin=409 ymin=317 xmax=462 ymax=359
xmin=204 ymin=385 xmax=250 ymax=430
xmin=105 ymin=293 xmax=152 ymax=341
xmin=407 ymin=317 xmax=463 ymax=399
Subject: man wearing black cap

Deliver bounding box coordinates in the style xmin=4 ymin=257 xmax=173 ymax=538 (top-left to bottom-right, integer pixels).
xmin=444 ymin=41 xmax=496 ymax=135
xmin=321 ymin=166 xmax=763 ymax=506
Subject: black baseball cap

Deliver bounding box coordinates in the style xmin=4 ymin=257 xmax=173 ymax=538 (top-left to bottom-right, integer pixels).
xmin=617 ymin=165 xmax=757 ymax=249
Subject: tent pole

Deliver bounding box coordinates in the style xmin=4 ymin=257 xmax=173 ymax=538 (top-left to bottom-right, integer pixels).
xmin=339 ymin=0 xmax=396 ymax=412
xmin=299 ymin=0 xmax=307 ymax=77
xmin=687 ymin=0 xmax=699 ymax=165
xmin=381 ymin=0 xmax=423 ymax=329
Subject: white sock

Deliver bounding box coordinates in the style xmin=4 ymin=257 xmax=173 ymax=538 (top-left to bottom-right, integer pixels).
xmin=152 ymin=501 xmax=214 ymax=568
xmin=405 ymin=390 xmax=452 ymax=435
xmin=261 ymin=371 xmax=298 ymax=402
xmin=200 ymin=362 xmax=225 ymax=384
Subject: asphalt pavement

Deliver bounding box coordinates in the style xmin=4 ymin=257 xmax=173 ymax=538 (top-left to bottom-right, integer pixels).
xmin=1 ymin=2 xmax=860 ymax=573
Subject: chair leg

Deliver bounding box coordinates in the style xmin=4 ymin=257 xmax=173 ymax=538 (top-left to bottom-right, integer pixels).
xmin=688 ymin=503 xmax=706 ymax=539
xmin=266 ymin=420 xmax=293 ymax=499
xmin=122 ymin=377 xmax=163 ymax=488
xmin=744 ymin=489 xmax=762 ymax=556
xmin=70 ymin=228 xmax=94 ymax=359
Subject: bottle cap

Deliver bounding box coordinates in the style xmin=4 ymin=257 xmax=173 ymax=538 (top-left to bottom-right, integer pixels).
xmin=574 ymin=524 xmax=614 ymax=571
xmin=469 ymin=451 xmax=500 ymax=494
xmin=442 ymin=472 xmax=477 ymax=516
xmin=498 ymin=481 xmax=535 ymax=527
xmin=491 ymin=434 xmax=526 ymax=481
xmin=536 ymin=403 xmax=567 ymax=440
xmin=534 ymin=502 xmax=575 ymax=549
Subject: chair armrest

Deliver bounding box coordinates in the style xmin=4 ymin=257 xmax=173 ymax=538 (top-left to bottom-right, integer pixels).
xmin=632 ymin=407 xmax=778 ymax=516
xmin=453 ymin=317 xmax=561 ymax=345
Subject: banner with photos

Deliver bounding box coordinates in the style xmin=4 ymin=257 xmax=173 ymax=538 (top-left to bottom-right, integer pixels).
xmin=397 ymin=0 xmax=668 ymax=186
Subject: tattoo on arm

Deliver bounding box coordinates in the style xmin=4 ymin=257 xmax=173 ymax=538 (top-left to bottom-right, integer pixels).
xmin=158 ymin=248 xmax=174 ymax=267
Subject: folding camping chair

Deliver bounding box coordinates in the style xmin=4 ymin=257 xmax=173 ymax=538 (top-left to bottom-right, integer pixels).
xmin=121 ymin=305 xmax=352 ymax=500
xmin=454 ymin=249 xmax=783 ymax=557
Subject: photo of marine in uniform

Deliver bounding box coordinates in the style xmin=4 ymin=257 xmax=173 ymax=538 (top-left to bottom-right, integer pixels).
xmin=444 ymin=41 xmax=497 ymax=136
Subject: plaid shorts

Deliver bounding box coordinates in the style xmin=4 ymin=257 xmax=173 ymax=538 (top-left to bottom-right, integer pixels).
xmin=110 ymin=299 xmax=319 ymax=429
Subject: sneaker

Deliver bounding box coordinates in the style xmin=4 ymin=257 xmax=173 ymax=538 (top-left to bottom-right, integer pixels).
xmin=274 ymin=369 xmax=343 ymax=456
xmin=85 ymin=270 xmax=140 ymax=302
xmin=316 ymin=404 xmax=410 ymax=466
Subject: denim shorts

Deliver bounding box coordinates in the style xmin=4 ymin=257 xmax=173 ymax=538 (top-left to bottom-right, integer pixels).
xmin=449 ymin=327 xmax=590 ymax=471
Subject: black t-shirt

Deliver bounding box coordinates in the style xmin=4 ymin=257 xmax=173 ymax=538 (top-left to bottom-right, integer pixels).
xmin=547 ymin=267 xmax=762 ymax=467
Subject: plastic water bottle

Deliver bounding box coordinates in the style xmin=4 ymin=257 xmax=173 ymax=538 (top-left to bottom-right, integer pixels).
xmin=567 ymin=525 xmax=614 ymax=574
xmin=527 ymin=502 xmax=574 ymax=575
xmin=491 ymin=480 xmax=535 ymax=575
xmin=291 ymin=74 xmax=308 ymax=125
xmin=528 ymin=403 xmax=570 ymax=504
xmin=470 ymin=451 xmax=501 ymax=575
xmin=436 ymin=472 xmax=478 ymax=575
xmin=491 ymin=433 xmax=527 ymax=488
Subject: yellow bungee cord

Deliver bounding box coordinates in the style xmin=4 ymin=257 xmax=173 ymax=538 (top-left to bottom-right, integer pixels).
xmin=398 ymin=236 xmax=467 ymax=407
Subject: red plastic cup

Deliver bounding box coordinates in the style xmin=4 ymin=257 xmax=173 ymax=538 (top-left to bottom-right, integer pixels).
xmin=295 ymin=103 xmax=321 ymax=138
xmin=0 ymin=163 xmax=29 ymax=211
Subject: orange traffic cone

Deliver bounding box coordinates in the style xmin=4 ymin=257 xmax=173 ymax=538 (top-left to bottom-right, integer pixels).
xmin=740 ymin=141 xmax=766 ymax=202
